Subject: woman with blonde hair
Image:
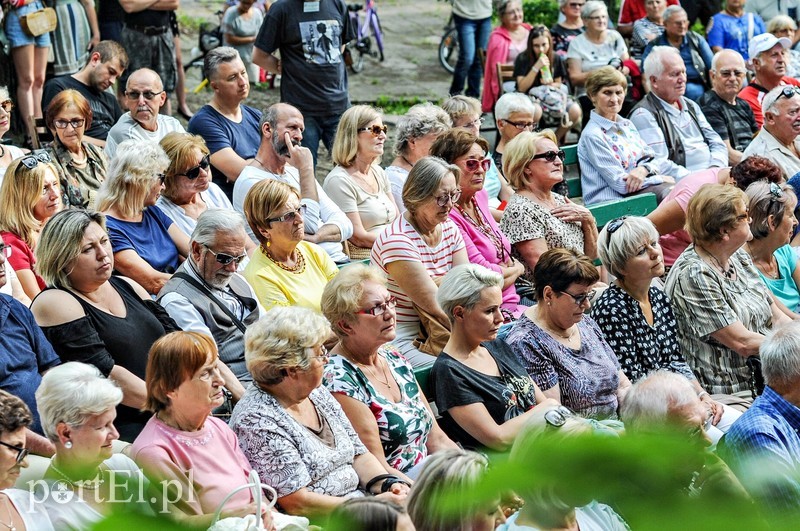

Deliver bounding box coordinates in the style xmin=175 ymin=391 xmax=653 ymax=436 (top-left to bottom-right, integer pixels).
xmin=323 ymin=105 xmax=398 ymax=259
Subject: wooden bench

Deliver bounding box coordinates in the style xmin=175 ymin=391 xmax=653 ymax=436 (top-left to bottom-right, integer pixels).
xmin=561 ymin=144 xmax=582 ymax=198
xmin=588 ymin=193 xmax=658 ymax=229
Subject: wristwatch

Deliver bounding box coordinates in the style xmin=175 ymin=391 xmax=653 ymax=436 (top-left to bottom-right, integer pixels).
xmin=642 ymin=162 xmax=657 ymax=178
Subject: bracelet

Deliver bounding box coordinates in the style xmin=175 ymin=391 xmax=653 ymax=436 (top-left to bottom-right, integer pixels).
xmin=698 ymin=391 xmax=709 ymax=400
xmin=365 ymin=474 xmax=397 ymax=494
xmin=381 ymin=476 xmax=411 ymax=493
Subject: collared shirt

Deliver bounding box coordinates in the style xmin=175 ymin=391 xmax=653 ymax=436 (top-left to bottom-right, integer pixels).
xmin=47 ymin=140 xmax=108 ymax=209
xmin=629 ymin=94 xmax=728 ymax=176
xmin=738 ymin=77 xmax=800 ymax=127
xmin=641 ymin=32 xmax=713 ymax=82
xmin=105 ymin=112 xmax=185 ymax=159
xmin=721 ymin=386 xmax=800 ymax=513
xmin=743 ymin=126 xmax=800 ymax=182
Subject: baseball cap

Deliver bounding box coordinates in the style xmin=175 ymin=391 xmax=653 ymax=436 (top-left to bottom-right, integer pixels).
xmin=749 ymin=33 xmax=792 ymax=61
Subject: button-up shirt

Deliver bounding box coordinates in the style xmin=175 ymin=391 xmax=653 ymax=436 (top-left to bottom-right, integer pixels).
xmin=744 ymin=126 xmax=800 ymax=182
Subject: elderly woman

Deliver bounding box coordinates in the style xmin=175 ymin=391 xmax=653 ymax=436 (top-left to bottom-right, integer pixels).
xmin=664 ymin=184 xmax=791 ymax=400
xmin=323 ymin=105 xmax=398 ymax=259
xmin=0 ymin=89 xmax=25 ymax=180
xmin=321 ymin=264 xmax=456 ymax=480
xmin=0 ymin=154 xmax=63 ymax=300
xmin=481 ymin=0 xmax=532 ymax=113
xmin=31 ymin=209 xmax=180 ymax=440
xmin=578 ymin=66 xmax=676 ymax=206
xmin=242 ymin=179 xmax=338 ymax=311
xmin=96 ymin=140 xmax=190 ymax=295
xmin=45 ymin=89 xmax=107 ymax=209
xmin=230 ymin=306 xmax=410 ymax=517
xmin=36 ymin=362 xmax=146 ymax=528
xmin=430 ymin=129 xmax=526 ymax=318
xmin=131 ymin=332 xmax=275 ymax=528
xmin=767 ymin=16 xmax=800 ymax=78
xmin=386 ymin=103 xmax=451 ymax=215
xmin=631 ymin=0 xmax=667 ymax=61
xmin=432 ymin=264 xmax=549 ymax=451
xmin=500 ymin=130 xmax=597 ymax=290
xmin=591 ymin=216 xmax=741 ymax=442
xmin=371 ymin=157 xmax=468 ymax=367
xmin=551 ymin=0 xmax=584 ymax=56
xmin=506 ymin=248 xmax=632 ymax=419
xmin=493 ymin=93 xmax=539 ymax=178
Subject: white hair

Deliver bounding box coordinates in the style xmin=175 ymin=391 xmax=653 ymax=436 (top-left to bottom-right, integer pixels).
xmin=643 ymin=46 xmax=682 ymax=79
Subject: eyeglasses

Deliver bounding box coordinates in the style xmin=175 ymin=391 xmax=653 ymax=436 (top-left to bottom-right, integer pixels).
xmin=463 ymin=158 xmax=491 ymax=173
xmin=0 ymin=100 xmax=14 ymax=113
xmin=313 ymin=344 xmax=329 ymax=362
xmin=358 ymin=124 xmax=388 ymax=136
xmin=180 ymin=154 xmax=210 ymax=180
xmin=568 ymin=2 xmax=584 ymax=7
xmin=17 ymin=152 xmax=52 ymax=170
xmin=204 ymin=244 xmax=247 ymax=266
xmin=717 ymin=69 xmax=746 ymax=78
xmin=357 ymin=296 xmax=397 ymax=316
xmin=606 ymin=216 xmax=628 ymax=236
xmin=0 ymin=440 xmax=29 ymax=466
xmin=544 ymin=405 xmax=576 ymax=428
xmin=434 ymin=189 xmax=462 ymax=207
xmin=53 ymin=118 xmax=86 ymax=129
xmin=531 ymin=150 xmax=566 ymax=163
xmin=0 ymin=243 xmax=11 ymax=259
xmin=503 ymin=119 xmax=536 ymax=131
xmin=125 ymin=90 xmax=164 ymax=100
xmin=735 ymin=210 xmax=751 ymax=223
xmin=156 ymin=173 xmax=166 ymax=184
xmin=267 ymin=204 xmax=307 ymax=224
xmin=559 ymin=288 xmax=596 ymax=306
xmin=586 ymin=14 xmax=607 ymax=21
xmin=459 ymin=117 xmax=484 ymax=129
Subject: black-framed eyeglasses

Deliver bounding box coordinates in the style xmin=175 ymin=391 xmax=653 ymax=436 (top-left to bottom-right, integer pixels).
xmin=0 ymin=440 xmax=29 ymax=465
xmin=357 ymin=296 xmax=397 ymax=316
xmin=531 ymin=150 xmax=566 ymax=163
xmin=606 ymin=216 xmax=629 ymax=236
xmin=204 ymin=244 xmax=247 ymax=266
xmin=0 ymin=100 xmax=13 ymax=113
xmin=560 ymin=289 xmax=596 ymax=306
xmin=717 ymin=69 xmax=746 ymax=78
xmin=156 ymin=172 xmax=166 ymax=184
xmin=267 ymin=204 xmax=307 ymax=224
xmin=358 ymin=124 xmax=388 ymax=136
xmin=544 ymin=405 xmax=576 ymax=428
xmin=53 ymin=118 xmax=86 ymax=129
xmin=17 ymin=152 xmax=52 ymax=170
xmin=503 ymin=119 xmax=536 ymax=131
xmin=463 ymin=158 xmax=491 ymax=173
xmin=125 ymin=90 xmax=164 ymax=100
xmin=180 ymin=154 xmax=211 ymax=180
xmin=0 ymin=243 xmax=11 ymax=259
xmin=434 ymin=189 xmax=462 ymax=207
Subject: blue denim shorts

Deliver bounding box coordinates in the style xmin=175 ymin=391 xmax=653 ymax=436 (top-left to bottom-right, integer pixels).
xmin=4 ymin=1 xmax=52 ymax=49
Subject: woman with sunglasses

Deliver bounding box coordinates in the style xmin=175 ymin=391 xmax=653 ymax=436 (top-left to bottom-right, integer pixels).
xmin=243 ymin=179 xmax=338 ymax=312
xmin=0 ymin=153 xmax=63 ymax=300
xmin=45 ymin=89 xmax=107 ymax=209
xmin=323 ymin=105 xmax=398 ymax=260
xmin=500 ymin=130 xmax=597 ymax=296
xmin=578 ymin=66 xmax=675 ymax=206
xmin=550 ymin=0 xmax=585 ymax=57
xmin=321 ymin=264 xmax=457 ymax=481
xmin=96 ymin=140 xmax=190 ymax=295
xmin=506 ymin=248 xmax=632 ymax=419
xmin=481 ymin=0 xmax=532 ymax=114
xmin=430 ymin=129 xmax=526 ymax=319
xmin=0 ymin=89 xmax=26 ymax=181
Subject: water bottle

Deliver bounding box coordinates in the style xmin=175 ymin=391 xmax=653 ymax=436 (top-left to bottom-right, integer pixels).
xmin=539 ymin=54 xmax=553 ymax=85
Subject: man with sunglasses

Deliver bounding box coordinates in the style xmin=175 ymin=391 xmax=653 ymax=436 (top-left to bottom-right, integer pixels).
xmin=743 ymin=84 xmax=800 ymax=182
xmin=105 ymin=68 xmax=185 ymax=159
xmin=739 ymin=33 xmax=800 ymax=128
xmin=233 ymin=103 xmax=353 ymax=264
xmin=159 ymin=209 xmax=261 ymax=402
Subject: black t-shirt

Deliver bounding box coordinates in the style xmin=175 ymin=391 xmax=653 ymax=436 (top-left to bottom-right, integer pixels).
xmin=42 ymin=76 xmax=124 ymax=141
xmin=125 ymin=8 xmax=170 ymax=28
xmin=698 ymin=90 xmax=758 ymax=152
xmin=98 ymin=0 xmax=125 ymax=22
xmin=432 ymin=339 xmax=539 ymax=451
xmin=550 ymin=24 xmax=583 ymax=56
xmin=513 ymin=52 xmax=568 ymax=91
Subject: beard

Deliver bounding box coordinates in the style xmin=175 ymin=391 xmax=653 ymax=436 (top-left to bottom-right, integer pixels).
xmin=272 ymin=133 xmax=300 ymax=158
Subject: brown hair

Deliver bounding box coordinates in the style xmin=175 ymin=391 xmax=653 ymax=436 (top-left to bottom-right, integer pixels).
xmin=429 ymin=129 xmax=490 ymax=164
xmin=730 ymin=156 xmax=784 ymax=191
xmin=686 ymin=184 xmax=748 ymax=243
xmin=0 ymin=390 xmax=32 ymax=436
xmin=242 ymin=179 xmax=299 ymax=244
xmin=533 ymin=248 xmax=599 ymax=299
xmin=45 ymin=89 xmax=93 ymax=133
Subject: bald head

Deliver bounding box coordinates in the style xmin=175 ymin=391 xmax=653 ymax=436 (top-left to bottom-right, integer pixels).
xmin=124 ymin=68 xmax=166 ymax=130
xmin=710 ymin=49 xmax=747 ymax=102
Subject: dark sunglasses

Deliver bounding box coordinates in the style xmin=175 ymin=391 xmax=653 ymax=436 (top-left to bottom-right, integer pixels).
xmin=204 ymin=244 xmax=247 ymax=266
xmin=53 ymin=118 xmax=86 ymax=129
xmin=544 ymin=405 xmax=576 ymax=428
xmin=18 ymin=152 xmax=52 ymax=170
xmin=356 ymin=296 xmax=397 ymax=316
xmin=606 ymin=215 xmax=629 ymax=236
xmin=358 ymin=124 xmax=388 ymax=136
xmin=775 ymin=86 xmax=800 ymax=106
xmin=0 ymin=100 xmax=14 ymax=113
xmin=0 ymin=440 xmax=29 ymax=466
xmin=464 ymin=158 xmax=491 ymax=172
xmin=181 ymin=154 xmax=211 ymax=180
xmin=531 ymin=150 xmax=565 ymax=163
xmin=125 ymin=90 xmax=164 ymax=100
xmin=267 ymin=204 xmax=307 ymax=224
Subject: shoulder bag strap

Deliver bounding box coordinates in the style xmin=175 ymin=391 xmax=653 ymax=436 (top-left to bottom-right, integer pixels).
xmin=171 ymin=272 xmax=248 ymax=334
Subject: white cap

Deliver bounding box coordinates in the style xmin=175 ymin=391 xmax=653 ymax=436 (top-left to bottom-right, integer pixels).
xmin=749 ymin=33 xmax=792 ymax=61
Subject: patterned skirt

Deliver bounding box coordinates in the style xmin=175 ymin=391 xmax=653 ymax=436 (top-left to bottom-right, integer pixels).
xmin=51 ymin=0 xmax=92 ymax=76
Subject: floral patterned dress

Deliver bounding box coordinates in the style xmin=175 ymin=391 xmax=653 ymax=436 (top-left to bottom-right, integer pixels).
xmin=323 ymin=345 xmax=433 ymax=473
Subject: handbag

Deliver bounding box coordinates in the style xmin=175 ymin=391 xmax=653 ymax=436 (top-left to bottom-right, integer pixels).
xmin=20 ymin=7 xmax=57 ymax=37
xmin=412 ymin=276 xmax=450 ymax=356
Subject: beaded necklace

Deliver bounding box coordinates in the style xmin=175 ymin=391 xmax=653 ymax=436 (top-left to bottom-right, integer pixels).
xmin=455 ymin=197 xmax=507 ymax=262
xmin=261 ymin=244 xmax=306 ymax=274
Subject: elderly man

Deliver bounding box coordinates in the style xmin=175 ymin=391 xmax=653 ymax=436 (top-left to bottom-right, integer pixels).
xmin=699 ymin=50 xmax=759 ymax=164
xmin=188 ymin=47 xmax=261 ymax=199
xmin=743 ymin=86 xmax=800 ymax=183
xmin=104 ymin=68 xmax=185 ymax=159
xmin=720 ymin=322 xmax=800 ymax=519
xmin=158 ymin=209 xmax=258 ymax=400
xmin=42 ymin=40 xmax=128 ymax=146
xmin=630 ymin=46 xmax=727 ymax=180
xmin=706 ymin=0 xmax=766 ymax=60
xmin=739 ymin=33 xmax=800 ymax=127
xmin=233 ymin=103 xmax=352 ymax=264
xmin=641 ymin=5 xmax=713 ymax=101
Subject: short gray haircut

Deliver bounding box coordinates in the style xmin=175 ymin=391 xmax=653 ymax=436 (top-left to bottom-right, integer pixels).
xmin=191 ymin=209 xmax=247 ymax=246
xmin=495 ymin=92 xmax=537 ymax=121
xmin=762 ymin=85 xmax=794 ymax=116
xmin=662 ymin=4 xmax=686 ymax=23
xmin=437 ymin=264 xmax=503 ymax=324
xmin=204 ymin=46 xmax=242 ymax=81
xmin=761 ymin=322 xmax=800 ymax=387
xmin=497 ymin=0 xmax=521 ymax=17
xmin=620 ymin=371 xmax=699 ymax=433
xmin=581 ymin=0 xmax=607 ymax=19
xmin=643 ymin=46 xmax=682 ymax=79
xmin=402 ymin=156 xmax=460 ymax=214
xmin=259 ymin=102 xmax=284 ymax=131
xmin=710 ymin=49 xmax=745 ymax=72
xmin=35 ymin=362 xmax=123 ymax=443
xmin=393 ymin=103 xmax=451 ymax=157
xmin=597 ymin=216 xmax=660 ymax=279
xmin=746 ymin=181 xmax=797 ymax=240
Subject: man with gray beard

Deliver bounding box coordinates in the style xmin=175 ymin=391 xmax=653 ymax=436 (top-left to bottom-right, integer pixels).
xmin=158 ymin=209 xmax=261 ymax=400
xmin=233 ymin=102 xmax=353 ymax=263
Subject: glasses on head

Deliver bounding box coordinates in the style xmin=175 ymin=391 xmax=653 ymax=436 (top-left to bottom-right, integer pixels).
xmin=267 ymin=204 xmax=307 ymax=224
xmin=459 ymin=117 xmax=484 ymax=130
xmin=606 ymin=215 xmax=629 ymax=236
xmin=53 ymin=118 xmax=86 ymax=129
xmin=434 ymin=189 xmax=462 ymax=207
xmin=17 ymin=152 xmax=52 ymax=171
xmin=717 ymin=69 xmax=746 ymax=78
xmin=776 ymin=86 xmax=800 ymax=103
xmin=531 ymin=150 xmax=566 ymax=163
xmin=503 ymin=119 xmax=536 ymax=131
xmin=463 ymin=158 xmax=491 ymax=173
xmin=181 ymin=154 xmax=211 ymax=180
xmin=204 ymin=244 xmax=247 ymax=266
xmin=358 ymin=124 xmax=388 ymax=136
xmin=560 ymin=288 xmax=596 ymax=306
xmin=0 ymin=243 xmax=11 ymax=259
xmin=357 ymin=296 xmax=397 ymax=316
xmin=125 ymin=90 xmax=164 ymax=100
xmin=0 ymin=100 xmax=14 ymax=113
xmin=0 ymin=440 xmax=29 ymax=466
xmin=544 ymin=405 xmax=576 ymax=428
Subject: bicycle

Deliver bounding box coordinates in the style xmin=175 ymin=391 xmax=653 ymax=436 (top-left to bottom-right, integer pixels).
xmin=438 ymin=12 xmax=458 ymax=74
xmin=183 ymin=10 xmax=224 ymax=92
xmin=345 ymin=0 xmax=385 ymax=74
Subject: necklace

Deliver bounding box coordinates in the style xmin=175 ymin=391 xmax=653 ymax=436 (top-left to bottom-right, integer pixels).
xmin=49 ymin=461 xmax=104 ymax=491
xmin=535 ymin=312 xmax=575 ymax=340
xmin=261 ymin=244 xmax=306 ymax=273
xmin=697 ymin=245 xmax=734 ymax=279
xmin=355 ymin=355 xmax=392 ymax=387
xmin=400 ymin=155 xmax=414 ymax=168
xmin=0 ymin=496 xmax=15 ymax=531
xmin=455 ymin=197 xmax=507 ymax=262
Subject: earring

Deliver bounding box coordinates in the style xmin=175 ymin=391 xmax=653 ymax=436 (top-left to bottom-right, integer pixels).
xmin=547 ymin=301 xmax=551 ymax=306
xmin=64 ymin=441 xmax=72 ymax=449
xmin=266 ymin=238 xmax=271 ymax=248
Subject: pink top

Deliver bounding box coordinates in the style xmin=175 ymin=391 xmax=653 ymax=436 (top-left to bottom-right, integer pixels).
xmin=658 ymin=168 xmax=723 ymax=266
xmin=482 ymin=23 xmax=533 ymax=113
xmin=130 ymin=415 xmax=255 ymax=516
xmin=0 ymin=231 xmax=45 ymax=290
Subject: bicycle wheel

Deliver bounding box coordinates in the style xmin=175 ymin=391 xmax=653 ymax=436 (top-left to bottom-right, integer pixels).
xmin=439 ymin=27 xmax=458 ymax=74
xmin=346 ymin=41 xmax=365 ymax=74
xmin=370 ymin=12 xmax=385 ymax=62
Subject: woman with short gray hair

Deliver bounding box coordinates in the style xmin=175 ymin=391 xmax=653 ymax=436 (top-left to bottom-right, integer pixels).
xmin=431 ymin=264 xmax=549 ymax=451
